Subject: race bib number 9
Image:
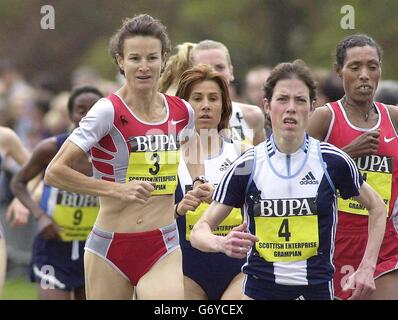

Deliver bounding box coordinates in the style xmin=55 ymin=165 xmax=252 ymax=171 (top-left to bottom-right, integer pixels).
xmin=53 ymin=205 xmax=99 ymax=241
xmin=185 ymin=203 xmax=242 ymax=240
xmin=127 ymin=150 xmax=180 ymax=195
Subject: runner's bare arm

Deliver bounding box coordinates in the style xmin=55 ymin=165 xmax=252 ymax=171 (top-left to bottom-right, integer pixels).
xmin=240 ymin=103 xmax=266 ymax=146
xmin=307 ymin=106 xmax=380 ymax=158
xmin=1 ymin=127 xmax=41 ymax=226
xmin=45 ymin=140 xmax=154 ymax=204
xmin=11 ymin=137 xmax=57 ymax=219
xmin=346 ymin=181 xmax=387 ymax=299
xmin=0 ymin=127 xmax=29 ymax=165
xmin=386 ymin=105 xmax=398 ymax=133
xmin=306 ymin=106 xmax=332 ymax=141
xmin=190 ymin=201 xmax=234 ymax=252
xmin=190 ymin=201 xmax=258 ymax=258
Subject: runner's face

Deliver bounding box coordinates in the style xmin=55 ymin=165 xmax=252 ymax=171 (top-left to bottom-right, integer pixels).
xmin=70 ymin=92 xmax=100 ymax=127
xmin=265 ymin=77 xmax=313 ymax=141
xmin=338 ymin=45 xmax=381 ymax=103
xmin=191 ymin=49 xmax=234 ymax=83
xmin=117 ymin=36 xmax=163 ymax=91
xmin=188 ymin=80 xmax=223 ymax=131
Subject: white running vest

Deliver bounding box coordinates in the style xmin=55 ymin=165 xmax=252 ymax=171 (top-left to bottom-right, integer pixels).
xmin=178 ymin=138 xmax=243 ymax=240
xmin=230 ymin=102 xmax=253 ymax=144
xmin=250 ymin=137 xmax=326 ymax=285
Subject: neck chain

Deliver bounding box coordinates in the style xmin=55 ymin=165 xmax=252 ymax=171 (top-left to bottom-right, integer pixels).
xmin=342 ymin=97 xmax=374 ymax=121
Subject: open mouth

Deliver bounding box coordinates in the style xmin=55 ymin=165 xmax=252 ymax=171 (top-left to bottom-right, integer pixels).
xmin=137 ymin=75 xmax=151 ymax=80
xmin=199 ymin=114 xmax=211 ymax=119
xmin=283 ymin=118 xmax=297 ymax=125
xmin=357 ymin=84 xmax=372 ymax=91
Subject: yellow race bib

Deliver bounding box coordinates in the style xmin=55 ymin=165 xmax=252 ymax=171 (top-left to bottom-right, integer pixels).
xmin=185 ymin=203 xmax=242 ymax=240
xmin=255 ymin=216 xmax=319 ymax=262
xmin=53 ymin=205 xmax=99 ymax=241
xmin=253 ymin=197 xmax=319 ymax=262
xmin=127 ymin=150 xmax=179 ymax=195
xmin=338 ymin=155 xmax=392 ymax=216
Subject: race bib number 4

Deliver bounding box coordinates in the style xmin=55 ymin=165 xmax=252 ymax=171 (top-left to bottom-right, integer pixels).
xmin=255 ymin=216 xmax=318 ymax=262
xmin=127 ymin=150 xmax=179 ymax=195
xmin=253 ymin=197 xmax=319 ymax=262
xmin=185 ymin=203 xmax=242 ymax=240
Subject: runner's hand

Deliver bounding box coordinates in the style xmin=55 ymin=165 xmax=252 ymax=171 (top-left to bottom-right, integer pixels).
xmin=6 ymin=198 xmax=30 ymax=227
xmin=177 ymin=190 xmax=201 ymax=216
xmin=221 ymin=222 xmax=259 ymax=259
xmin=343 ymin=267 xmax=376 ymax=300
xmin=121 ymin=180 xmax=155 ymax=204
xmin=192 ymin=183 xmax=214 ymax=204
xmin=343 ymin=130 xmax=380 ymax=158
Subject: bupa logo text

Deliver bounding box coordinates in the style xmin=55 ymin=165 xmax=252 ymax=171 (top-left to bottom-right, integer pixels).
xmin=254 ymin=197 xmax=317 ymax=217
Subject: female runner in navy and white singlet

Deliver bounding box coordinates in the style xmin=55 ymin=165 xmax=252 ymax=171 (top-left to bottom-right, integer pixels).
xmin=190 ymin=60 xmax=387 ymax=300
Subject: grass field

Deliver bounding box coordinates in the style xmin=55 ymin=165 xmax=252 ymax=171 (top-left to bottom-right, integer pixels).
xmin=2 ymin=277 xmax=37 ymax=300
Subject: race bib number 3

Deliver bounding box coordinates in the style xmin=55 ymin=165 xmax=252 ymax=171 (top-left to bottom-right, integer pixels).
xmin=185 ymin=203 xmax=242 ymax=240
xmin=127 ymin=150 xmax=179 ymax=195
xmin=53 ymin=205 xmax=99 ymax=241
xmin=255 ymin=216 xmax=319 ymax=262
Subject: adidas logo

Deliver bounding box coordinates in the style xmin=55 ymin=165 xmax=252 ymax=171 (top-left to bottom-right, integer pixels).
xmin=220 ymin=159 xmax=233 ymax=171
xmin=300 ymin=171 xmax=319 ymax=185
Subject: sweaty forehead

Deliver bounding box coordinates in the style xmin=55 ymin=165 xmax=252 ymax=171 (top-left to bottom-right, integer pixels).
xmin=273 ymin=78 xmax=310 ymax=97
xmin=123 ymin=36 xmax=162 ymax=54
xmin=191 ymin=80 xmax=221 ymax=94
xmin=344 ymin=45 xmax=379 ymax=64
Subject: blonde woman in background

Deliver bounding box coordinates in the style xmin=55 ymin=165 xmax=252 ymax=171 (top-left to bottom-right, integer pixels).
xmin=159 ymin=42 xmax=196 ymax=95
xmin=160 ymin=40 xmax=266 ymax=146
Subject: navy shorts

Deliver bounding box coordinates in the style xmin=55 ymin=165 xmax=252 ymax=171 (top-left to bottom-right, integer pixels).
xmin=177 ymin=216 xmax=245 ymax=300
xmin=244 ymin=274 xmax=334 ymax=300
xmin=182 ymin=243 xmax=245 ymax=300
xmin=30 ymin=234 xmax=85 ymax=291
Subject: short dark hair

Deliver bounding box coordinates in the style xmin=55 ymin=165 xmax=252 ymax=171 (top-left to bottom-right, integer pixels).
xmin=109 ymin=14 xmax=171 ymax=76
xmin=264 ymin=59 xmax=317 ymax=102
xmin=335 ymin=34 xmax=383 ymax=69
xmin=67 ymin=86 xmax=103 ymax=114
xmin=176 ymin=64 xmax=232 ymax=132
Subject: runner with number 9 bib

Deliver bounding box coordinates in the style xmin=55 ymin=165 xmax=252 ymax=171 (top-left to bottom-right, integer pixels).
xmin=11 ymin=86 xmax=103 ymax=299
